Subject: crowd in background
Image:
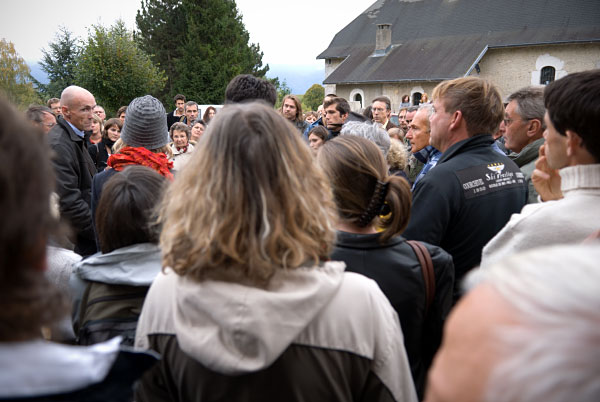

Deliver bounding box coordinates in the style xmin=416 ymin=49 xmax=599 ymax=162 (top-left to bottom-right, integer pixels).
xmin=1 ymin=70 xmax=599 ymax=401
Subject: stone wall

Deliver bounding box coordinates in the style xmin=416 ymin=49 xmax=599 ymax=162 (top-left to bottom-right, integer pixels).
xmin=470 ymin=43 xmax=600 ymax=99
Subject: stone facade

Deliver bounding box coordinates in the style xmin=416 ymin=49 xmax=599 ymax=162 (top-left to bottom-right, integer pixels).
xmin=324 ymin=43 xmax=600 ymax=112
xmin=468 ymin=43 xmax=600 ymax=99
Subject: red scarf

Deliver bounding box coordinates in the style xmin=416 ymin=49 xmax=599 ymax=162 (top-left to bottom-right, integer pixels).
xmin=108 ymin=146 xmax=174 ymax=180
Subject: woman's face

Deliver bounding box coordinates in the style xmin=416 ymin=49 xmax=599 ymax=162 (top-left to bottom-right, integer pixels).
xmin=91 ymin=120 xmax=100 ymax=135
xmin=173 ymin=130 xmax=189 ymax=148
xmin=191 ymin=123 xmax=205 ymax=141
xmin=208 ymin=109 xmax=215 ymax=119
xmin=305 ymin=115 xmax=316 ymax=124
xmin=309 ymin=133 xmax=324 ymax=154
xmin=106 ymin=124 xmax=121 ymax=142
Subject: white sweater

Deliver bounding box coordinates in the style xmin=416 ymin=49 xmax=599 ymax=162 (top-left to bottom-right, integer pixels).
xmin=480 ymin=164 xmax=600 ymax=268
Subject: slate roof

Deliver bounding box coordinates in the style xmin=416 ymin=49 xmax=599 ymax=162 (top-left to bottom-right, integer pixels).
xmin=319 ymin=0 xmax=600 ymax=84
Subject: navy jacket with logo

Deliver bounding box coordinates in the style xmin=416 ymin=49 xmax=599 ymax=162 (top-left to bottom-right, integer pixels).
xmin=403 ymin=134 xmax=527 ymax=298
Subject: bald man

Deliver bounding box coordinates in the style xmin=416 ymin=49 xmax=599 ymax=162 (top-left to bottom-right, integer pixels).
xmin=48 ymin=85 xmax=98 ymax=256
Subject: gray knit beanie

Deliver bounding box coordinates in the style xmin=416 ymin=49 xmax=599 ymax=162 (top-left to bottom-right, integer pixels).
xmin=120 ymin=95 xmax=169 ymax=149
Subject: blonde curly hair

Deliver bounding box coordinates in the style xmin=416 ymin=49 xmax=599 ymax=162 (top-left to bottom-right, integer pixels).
xmin=158 ymin=103 xmax=337 ymax=286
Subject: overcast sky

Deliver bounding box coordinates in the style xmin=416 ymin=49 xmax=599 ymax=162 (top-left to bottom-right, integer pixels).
xmin=1 ymin=0 xmax=370 ymax=69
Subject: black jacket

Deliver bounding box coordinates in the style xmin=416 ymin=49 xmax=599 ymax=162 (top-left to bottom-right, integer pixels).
xmin=88 ymin=140 xmax=110 ymax=173
xmin=403 ymin=134 xmax=527 ymax=298
xmin=331 ymin=232 xmax=454 ymax=399
xmin=166 ymin=110 xmax=184 ymax=130
xmin=48 ymin=117 xmax=98 ymax=256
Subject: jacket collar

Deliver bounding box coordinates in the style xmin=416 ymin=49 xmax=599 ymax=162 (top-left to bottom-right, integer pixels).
xmin=335 ymin=230 xmax=404 ymax=249
xmin=509 ymin=137 xmax=545 ymax=167
xmin=438 ymin=134 xmax=494 ymax=164
xmin=414 ymin=145 xmax=441 ymax=164
xmin=57 ymin=116 xmax=84 ymax=143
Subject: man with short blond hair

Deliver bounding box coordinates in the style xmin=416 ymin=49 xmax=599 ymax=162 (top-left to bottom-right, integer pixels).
xmin=403 ymin=77 xmax=527 ymax=300
xmin=47 ymin=97 xmax=61 ymax=117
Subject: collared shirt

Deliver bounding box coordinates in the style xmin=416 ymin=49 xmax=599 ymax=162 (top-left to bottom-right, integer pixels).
xmin=412 ymin=145 xmax=442 ymax=190
xmin=66 ymin=120 xmax=85 ymax=138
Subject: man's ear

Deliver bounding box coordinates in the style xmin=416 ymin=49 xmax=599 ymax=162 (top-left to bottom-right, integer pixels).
xmin=565 ymin=130 xmax=583 ymax=156
xmin=449 ymin=110 xmax=462 ymax=131
xmin=527 ymin=119 xmax=542 ymax=138
xmin=565 ymin=130 xmax=595 ymax=164
xmin=341 ymin=113 xmax=348 ymax=123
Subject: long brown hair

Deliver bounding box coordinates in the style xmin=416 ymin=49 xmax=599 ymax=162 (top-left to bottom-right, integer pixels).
xmin=158 ymin=103 xmax=337 ymax=286
xmin=318 ymin=135 xmax=412 ymax=243
xmin=0 ymin=96 xmax=67 ymax=341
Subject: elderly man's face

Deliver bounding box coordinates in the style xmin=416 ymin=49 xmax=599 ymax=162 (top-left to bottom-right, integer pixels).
xmin=425 ymin=284 xmax=516 ymax=402
xmin=406 ymin=108 xmax=431 ymax=153
xmin=40 ymin=111 xmax=57 ymax=134
xmin=504 ymin=100 xmax=532 ymax=153
xmin=93 ymin=105 xmax=106 ymax=121
xmin=63 ymin=92 xmax=95 ymax=131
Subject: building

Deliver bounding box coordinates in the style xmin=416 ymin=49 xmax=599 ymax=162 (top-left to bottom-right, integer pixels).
xmin=318 ymin=0 xmax=600 ymax=112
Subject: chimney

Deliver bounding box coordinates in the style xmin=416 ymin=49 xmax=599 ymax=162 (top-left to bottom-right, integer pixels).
xmin=375 ymin=24 xmax=392 ymax=51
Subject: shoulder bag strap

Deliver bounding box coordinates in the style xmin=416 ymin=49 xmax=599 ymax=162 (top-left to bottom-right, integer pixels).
xmin=407 ymin=240 xmax=436 ymax=316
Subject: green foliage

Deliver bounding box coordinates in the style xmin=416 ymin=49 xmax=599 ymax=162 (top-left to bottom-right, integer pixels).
xmin=136 ymin=0 xmax=268 ymax=105
xmin=75 ymin=20 xmax=166 ymax=115
xmin=35 ymin=27 xmax=80 ymax=98
xmin=302 ymin=84 xmax=324 ymax=112
xmin=0 ymin=39 xmax=42 ymax=109
xmin=274 ymin=79 xmax=291 ymax=109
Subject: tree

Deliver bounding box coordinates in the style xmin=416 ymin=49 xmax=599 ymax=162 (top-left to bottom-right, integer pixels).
xmin=303 ymin=84 xmax=324 ymax=111
xmin=273 ymin=78 xmax=291 ymax=109
xmin=135 ymin=0 xmax=186 ymax=102
xmin=0 ymin=39 xmax=41 ymax=108
xmin=135 ymin=0 xmax=268 ymax=105
xmin=75 ymin=20 xmax=166 ymax=115
xmin=36 ymin=27 xmax=80 ymax=98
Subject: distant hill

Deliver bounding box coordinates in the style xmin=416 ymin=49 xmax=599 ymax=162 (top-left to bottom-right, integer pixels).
xmin=28 ymin=61 xmax=48 ymax=84
xmin=27 ymin=61 xmax=324 ymax=96
xmin=267 ymin=64 xmax=324 ymax=95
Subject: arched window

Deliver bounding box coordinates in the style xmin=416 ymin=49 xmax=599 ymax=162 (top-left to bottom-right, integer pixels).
xmin=540 ymin=66 xmax=556 ymax=85
xmin=353 ymin=93 xmax=363 ymax=109
xmin=412 ymin=92 xmax=422 ymax=106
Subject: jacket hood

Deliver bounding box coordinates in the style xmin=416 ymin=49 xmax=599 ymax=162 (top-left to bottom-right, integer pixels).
xmin=173 ymin=261 xmax=346 ymax=374
xmin=73 ymin=243 xmax=161 ymax=286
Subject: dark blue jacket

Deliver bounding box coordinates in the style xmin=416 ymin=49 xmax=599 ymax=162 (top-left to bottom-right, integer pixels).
xmin=403 ymin=134 xmax=527 ymax=299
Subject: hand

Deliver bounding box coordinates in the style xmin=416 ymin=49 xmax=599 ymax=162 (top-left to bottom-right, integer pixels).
xmin=531 ymin=144 xmax=563 ymax=201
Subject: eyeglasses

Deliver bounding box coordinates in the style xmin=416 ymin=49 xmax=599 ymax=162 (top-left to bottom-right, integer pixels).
xmin=504 ymin=117 xmax=529 ymax=126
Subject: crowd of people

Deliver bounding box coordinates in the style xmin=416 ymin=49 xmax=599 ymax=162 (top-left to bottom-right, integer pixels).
xmin=1 ymin=70 xmax=598 ymax=401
